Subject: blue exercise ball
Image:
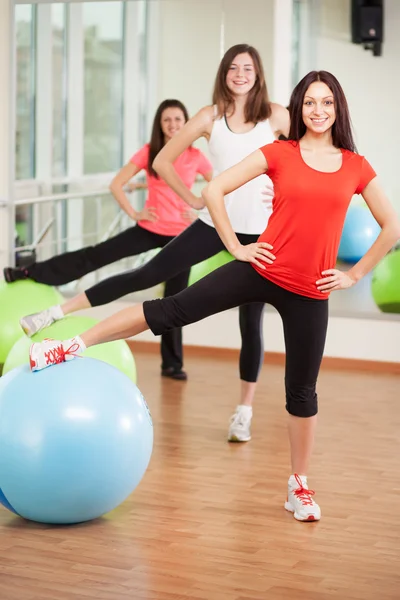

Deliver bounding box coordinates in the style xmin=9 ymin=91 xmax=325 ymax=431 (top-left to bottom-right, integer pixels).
xmin=338 ymin=205 xmax=381 ymax=263
xmin=0 ymin=358 xmax=153 ymax=524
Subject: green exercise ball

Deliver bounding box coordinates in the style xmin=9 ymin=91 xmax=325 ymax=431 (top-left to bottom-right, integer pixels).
xmin=189 ymin=250 xmax=235 ymax=286
xmin=3 ymin=315 xmax=137 ymax=383
xmin=371 ymin=249 xmax=400 ymax=313
xmin=0 ymin=280 xmax=64 ymax=364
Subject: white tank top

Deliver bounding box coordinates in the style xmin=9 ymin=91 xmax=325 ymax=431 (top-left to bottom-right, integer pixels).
xmin=198 ymin=110 xmax=276 ymax=234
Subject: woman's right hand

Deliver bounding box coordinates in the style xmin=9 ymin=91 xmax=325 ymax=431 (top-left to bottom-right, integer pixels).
xmin=135 ymin=206 xmax=158 ymax=222
xmin=231 ymin=242 xmax=275 ymax=270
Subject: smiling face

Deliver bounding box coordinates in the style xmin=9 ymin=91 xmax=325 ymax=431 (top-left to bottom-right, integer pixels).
xmin=225 ymin=52 xmax=257 ymax=97
xmin=160 ymin=107 xmax=186 ymax=142
xmin=302 ymin=81 xmax=336 ymax=135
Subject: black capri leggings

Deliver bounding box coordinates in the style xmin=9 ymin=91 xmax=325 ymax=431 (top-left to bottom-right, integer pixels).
xmin=26 ymin=224 xmax=178 ymax=286
xmin=25 ymin=224 xmax=189 ymax=372
xmin=143 ymin=261 xmax=329 ymax=418
xmin=86 ymin=219 xmax=265 ymax=382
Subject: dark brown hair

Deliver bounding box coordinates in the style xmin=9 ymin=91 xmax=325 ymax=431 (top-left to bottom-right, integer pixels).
xmin=212 ymin=44 xmax=271 ymax=123
xmin=148 ymin=99 xmax=189 ymax=177
xmin=288 ymin=71 xmax=356 ymax=152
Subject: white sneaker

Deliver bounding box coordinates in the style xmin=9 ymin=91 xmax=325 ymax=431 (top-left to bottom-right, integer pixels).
xmin=228 ymin=405 xmax=252 ymax=442
xmin=29 ymin=337 xmax=84 ymax=372
xmin=284 ymin=474 xmax=321 ymax=522
xmin=20 ymin=306 xmax=62 ymax=337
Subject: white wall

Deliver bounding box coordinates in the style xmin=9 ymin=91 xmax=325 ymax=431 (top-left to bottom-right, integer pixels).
xmin=223 ymin=0 xmax=274 ymax=81
xmin=154 ymin=0 xmax=276 ymax=153
xmin=303 ymin=0 xmax=399 ymax=212
xmin=156 ymin=0 xmax=222 ymax=117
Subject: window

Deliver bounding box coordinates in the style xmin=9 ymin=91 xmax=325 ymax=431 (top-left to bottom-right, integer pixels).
xmin=15 ymin=4 xmax=36 ymax=248
xmin=15 ymin=4 xmax=36 ymax=181
xmin=52 ymin=3 xmax=68 ymax=178
xmin=12 ymin=1 xmax=148 ymax=262
xmin=83 ymin=2 xmax=124 ymax=174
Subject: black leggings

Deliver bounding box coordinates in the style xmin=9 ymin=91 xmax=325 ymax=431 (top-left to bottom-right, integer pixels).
xmin=86 ymin=219 xmax=265 ymax=382
xmin=26 ymin=224 xmax=178 ymax=286
xmin=26 ymin=224 xmax=189 ymax=372
xmin=143 ymin=261 xmax=329 ymax=418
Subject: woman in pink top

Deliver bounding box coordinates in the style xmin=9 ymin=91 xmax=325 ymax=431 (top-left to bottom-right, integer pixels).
xmin=6 ymin=99 xmax=213 ymax=379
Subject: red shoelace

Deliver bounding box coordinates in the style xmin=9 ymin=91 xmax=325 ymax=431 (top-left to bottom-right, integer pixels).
xmin=44 ymin=340 xmax=82 ymax=366
xmin=292 ymin=473 xmax=316 ymax=506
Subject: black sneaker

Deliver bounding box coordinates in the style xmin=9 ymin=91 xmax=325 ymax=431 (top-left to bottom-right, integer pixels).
xmin=161 ymin=367 xmax=188 ymax=381
xmin=3 ymin=267 xmax=29 ymax=283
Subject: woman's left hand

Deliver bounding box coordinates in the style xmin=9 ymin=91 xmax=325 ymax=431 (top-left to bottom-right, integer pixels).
xmin=316 ymin=269 xmax=357 ymax=293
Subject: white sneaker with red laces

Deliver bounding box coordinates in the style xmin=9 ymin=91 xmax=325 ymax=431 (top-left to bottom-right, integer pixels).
xmin=284 ymin=474 xmax=321 ymax=522
xmin=29 ymin=337 xmax=85 ymax=372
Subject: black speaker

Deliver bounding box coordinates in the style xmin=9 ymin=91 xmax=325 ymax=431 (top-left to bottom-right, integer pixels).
xmin=351 ymin=0 xmax=384 ymax=56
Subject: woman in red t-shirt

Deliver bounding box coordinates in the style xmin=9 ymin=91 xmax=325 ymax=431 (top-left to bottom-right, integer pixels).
xmin=8 ymin=99 xmax=212 ymax=379
xmin=30 ymin=71 xmax=400 ymax=522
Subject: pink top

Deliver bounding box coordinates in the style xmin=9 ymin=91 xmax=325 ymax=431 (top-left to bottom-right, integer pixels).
xmin=130 ymin=144 xmax=212 ymax=236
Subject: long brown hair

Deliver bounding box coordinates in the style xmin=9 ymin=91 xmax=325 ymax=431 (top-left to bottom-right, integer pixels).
xmin=288 ymin=71 xmax=356 ymax=152
xmin=148 ymin=99 xmax=189 ymax=177
xmin=212 ymin=44 xmax=271 ymax=124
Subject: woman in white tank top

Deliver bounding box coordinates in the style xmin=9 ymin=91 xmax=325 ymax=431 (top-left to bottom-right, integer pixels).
xmin=154 ymin=44 xmax=289 ymax=441
xmin=198 ymin=107 xmax=276 ymax=233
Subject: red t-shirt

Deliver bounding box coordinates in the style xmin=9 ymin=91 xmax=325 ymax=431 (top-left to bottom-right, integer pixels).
xmin=130 ymin=144 xmax=212 ymax=236
xmin=254 ymin=140 xmax=377 ymax=299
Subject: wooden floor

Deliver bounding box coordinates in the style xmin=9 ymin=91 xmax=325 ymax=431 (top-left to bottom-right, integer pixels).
xmin=0 ymin=349 xmax=399 ymax=600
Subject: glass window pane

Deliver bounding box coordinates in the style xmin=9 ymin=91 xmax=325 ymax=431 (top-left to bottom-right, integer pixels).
xmin=52 ymin=3 xmax=67 ymax=178
xmin=15 ymin=4 xmax=36 ymax=181
xmin=83 ymin=2 xmax=124 ymax=174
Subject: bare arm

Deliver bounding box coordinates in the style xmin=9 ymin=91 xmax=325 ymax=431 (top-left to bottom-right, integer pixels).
xmin=181 ymin=169 xmax=214 ymax=224
xmin=153 ymin=106 xmax=214 ymax=210
xmin=348 ymin=179 xmax=400 ymax=281
xmin=202 ymin=170 xmax=213 ymax=183
xmin=317 ymin=177 xmax=400 ymax=292
xmin=201 ymin=150 xmax=276 ymax=268
xmin=126 ymin=181 xmax=148 ymax=192
xmin=109 ymin=162 xmax=143 ymax=220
